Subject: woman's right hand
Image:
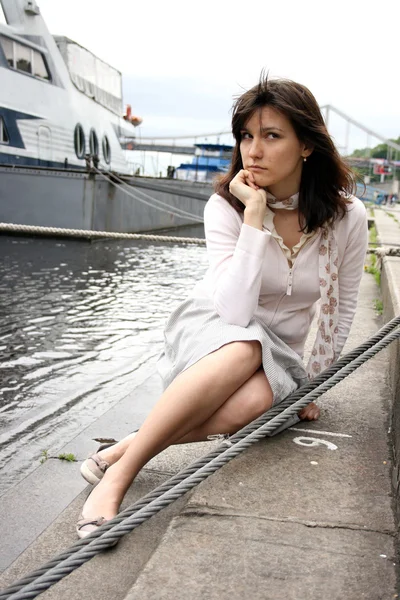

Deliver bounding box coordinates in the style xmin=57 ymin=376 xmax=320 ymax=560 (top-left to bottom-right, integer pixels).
xmin=229 ymin=170 xmax=267 ymax=229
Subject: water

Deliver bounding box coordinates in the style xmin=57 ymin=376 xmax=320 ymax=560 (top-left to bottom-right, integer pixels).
xmin=0 ymin=230 xmax=207 ymax=495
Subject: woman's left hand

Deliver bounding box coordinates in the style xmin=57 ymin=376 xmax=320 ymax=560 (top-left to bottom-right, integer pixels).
xmin=299 ymin=402 xmax=320 ymax=421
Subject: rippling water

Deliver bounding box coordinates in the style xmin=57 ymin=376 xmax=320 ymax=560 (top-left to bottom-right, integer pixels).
xmin=0 ymin=229 xmax=207 ymax=494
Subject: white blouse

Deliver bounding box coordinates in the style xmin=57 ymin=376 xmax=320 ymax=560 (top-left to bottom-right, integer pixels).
xmin=263 ymin=206 xmax=316 ymax=266
xmin=191 ymin=194 xmax=368 ymax=359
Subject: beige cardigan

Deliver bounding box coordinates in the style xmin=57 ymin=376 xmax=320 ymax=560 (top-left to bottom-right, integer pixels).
xmin=191 ymin=193 xmax=368 ymax=358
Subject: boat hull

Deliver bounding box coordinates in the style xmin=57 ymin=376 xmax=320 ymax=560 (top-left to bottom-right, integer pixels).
xmin=0 ymin=165 xmax=211 ymax=233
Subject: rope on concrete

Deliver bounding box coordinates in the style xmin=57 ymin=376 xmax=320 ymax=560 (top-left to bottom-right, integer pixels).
xmin=1 ymin=315 xmax=399 ymax=600
xmin=0 ymin=223 xmax=206 ymax=245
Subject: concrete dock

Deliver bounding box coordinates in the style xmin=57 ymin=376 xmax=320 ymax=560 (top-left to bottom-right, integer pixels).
xmin=0 ymin=206 xmax=399 ymax=599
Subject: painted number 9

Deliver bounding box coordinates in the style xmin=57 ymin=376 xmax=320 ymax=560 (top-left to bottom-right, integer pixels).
xmin=293 ymin=436 xmax=338 ymax=451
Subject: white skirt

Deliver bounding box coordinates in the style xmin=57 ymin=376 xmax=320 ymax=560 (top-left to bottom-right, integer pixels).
xmin=157 ymin=297 xmax=308 ymax=406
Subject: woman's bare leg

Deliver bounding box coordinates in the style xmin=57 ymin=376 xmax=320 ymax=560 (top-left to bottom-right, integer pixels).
xmin=95 ymin=396 xmax=319 ymax=467
xmin=81 ymin=341 xmax=269 ymax=520
xmin=175 ymin=368 xmax=272 ymax=442
xmin=99 ymin=369 xmax=271 ymax=465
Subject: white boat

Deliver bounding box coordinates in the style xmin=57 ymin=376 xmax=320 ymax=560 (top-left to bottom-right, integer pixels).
xmin=0 ymin=0 xmax=140 ymax=172
xmin=0 ymin=0 xmax=205 ymax=232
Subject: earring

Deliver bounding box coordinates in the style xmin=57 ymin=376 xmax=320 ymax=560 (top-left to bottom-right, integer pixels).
xmin=303 ymin=157 xmax=307 ymax=163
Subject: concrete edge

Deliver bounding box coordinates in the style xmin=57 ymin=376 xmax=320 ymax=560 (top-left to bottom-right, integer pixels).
xmin=374 ymin=206 xmax=400 ymax=590
xmin=0 ymin=371 xmax=161 ymax=573
xmin=381 ymin=257 xmax=400 ymax=508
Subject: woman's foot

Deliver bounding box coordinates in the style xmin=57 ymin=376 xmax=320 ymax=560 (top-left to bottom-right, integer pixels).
xmin=298 ymin=402 xmax=320 ymax=421
xmin=80 ymin=478 xmax=120 ymax=519
xmin=80 ymin=430 xmax=139 ymax=485
xmin=76 ymin=515 xmax=109 ymax=539
xmin=77 ymin=481 xmax=120 ymax=539
xmin=80 ymin=453 xmax=110 ymax=485
xmin=78 ymin=458 xmax=135 ymax=538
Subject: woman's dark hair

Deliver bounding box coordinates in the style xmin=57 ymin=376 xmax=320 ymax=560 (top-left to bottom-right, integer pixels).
xmin=215 ymin=76 xmax=358 ymax=232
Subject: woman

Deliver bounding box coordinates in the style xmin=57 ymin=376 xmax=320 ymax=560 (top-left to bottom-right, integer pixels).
xmin=77 ymin=77 xmax=368 ymax=537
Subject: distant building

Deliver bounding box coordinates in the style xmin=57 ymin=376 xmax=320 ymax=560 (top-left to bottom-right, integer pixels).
xmin=175 ymin=143 xmax=233 ymax=182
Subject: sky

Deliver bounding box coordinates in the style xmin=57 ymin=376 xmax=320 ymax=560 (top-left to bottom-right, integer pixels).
xmin=2 ymin=0 xmax=400 ymax=167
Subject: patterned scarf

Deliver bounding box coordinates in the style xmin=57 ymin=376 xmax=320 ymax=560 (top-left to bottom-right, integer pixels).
xmin=266 ymin=191 xmax=299 ymax=210
xmin=266 ymin=192 xmax=339 ymax=379
xmin=306 ymin=225 xmax=339 ymax=379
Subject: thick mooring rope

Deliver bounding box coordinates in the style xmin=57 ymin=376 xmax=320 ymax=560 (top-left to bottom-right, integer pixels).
xmin=1 ymin=315 xmax=399 ymax=600
xmin=1 ymin=223 xmax=399 ymax=255
xmin=0 ymin=223 xmax=206 ymax=244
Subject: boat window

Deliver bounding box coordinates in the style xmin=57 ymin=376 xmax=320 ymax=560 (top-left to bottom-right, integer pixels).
xmin=102 ymin=135 xmax=111 ymax=164
xmin=0 ymin=36 xmax=13 ymax=68
xmin=74 ymin=124 xmax=85 ymax=159
xmin=15 ymin=43 xmax=32 ymax=74
xmin=32 ymin=50 xmax=50 ymax=80
xmin=0 ymin=117 xmax=9 ymax=144
xmin=54 ymin=37 xmax=122 ymax=115
xmin=0 ymin=35 xmax=50 ymax=80
xmin=89 ymin=129 xmax=99 ymax=156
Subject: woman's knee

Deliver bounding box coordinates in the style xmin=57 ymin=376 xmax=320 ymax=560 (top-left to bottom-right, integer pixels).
xmin=246 ymin=377 xmax=273 ymax=417
xmin=231 ymin=372 xmax=273 ymax=427
xmin=227 ymin=340 xmax=262 ymax=369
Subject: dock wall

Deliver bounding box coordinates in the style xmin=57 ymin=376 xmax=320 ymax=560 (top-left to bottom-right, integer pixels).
xmin=0 ymin=167 xmax=211 ymax=233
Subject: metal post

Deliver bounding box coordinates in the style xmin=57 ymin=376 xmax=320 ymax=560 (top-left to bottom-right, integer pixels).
xmin=345 ymin=121 xmax=350 ymax=156
xmin=325 ymin=105 xmax=330 ymax=129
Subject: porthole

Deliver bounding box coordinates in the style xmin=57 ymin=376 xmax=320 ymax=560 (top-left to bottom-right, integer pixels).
xmin=102 ymin=135 xmax=111 ymax=164
xmin=89 ymin=128 xmax=99 ymax=157
xmin=74 ymin=124 xmax=85 ymax=159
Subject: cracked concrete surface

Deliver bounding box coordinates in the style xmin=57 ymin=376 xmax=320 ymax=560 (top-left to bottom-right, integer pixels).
xmin=183 ymin=504 xmax=396 ymax=535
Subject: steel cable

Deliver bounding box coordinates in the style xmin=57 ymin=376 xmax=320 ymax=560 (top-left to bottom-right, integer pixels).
xmin=93 ymin=169 xmax=204 ymax=223
xmin=131 ymin=186 xmax=204 ymax=221
xmin=1 ymin=316 xmax=399 ymax=600
xmin=104 ymin=170 xmax=205 ymax=222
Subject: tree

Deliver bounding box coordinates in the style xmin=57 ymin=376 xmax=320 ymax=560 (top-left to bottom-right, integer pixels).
xmin=350 ymin=136 xmax=400 ymax=159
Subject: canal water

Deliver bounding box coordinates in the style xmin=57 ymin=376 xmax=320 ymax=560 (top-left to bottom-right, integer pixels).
xmin=0 ymin=228 xmax=207 ymax=495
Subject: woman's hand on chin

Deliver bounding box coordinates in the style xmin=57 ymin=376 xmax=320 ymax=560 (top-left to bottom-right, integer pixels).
xmin=229 ymin=170 xmax=267 ymax=208
xmin=229 ymin=170 xmax=267 ymax=229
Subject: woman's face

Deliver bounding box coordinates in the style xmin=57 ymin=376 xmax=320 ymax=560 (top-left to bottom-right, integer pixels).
xmin=239 ymin=106 xmax=311 ymax=197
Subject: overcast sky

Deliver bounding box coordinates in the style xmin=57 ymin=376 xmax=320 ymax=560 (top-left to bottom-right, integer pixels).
xmin=3 ymin=0 xmax=400 ymax=153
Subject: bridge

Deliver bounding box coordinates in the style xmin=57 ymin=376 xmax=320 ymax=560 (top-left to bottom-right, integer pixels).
xmin=123 ymin=105 xmax=400 ymax=189
xmin=124 ymin=105 xmax=400 ymax=158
